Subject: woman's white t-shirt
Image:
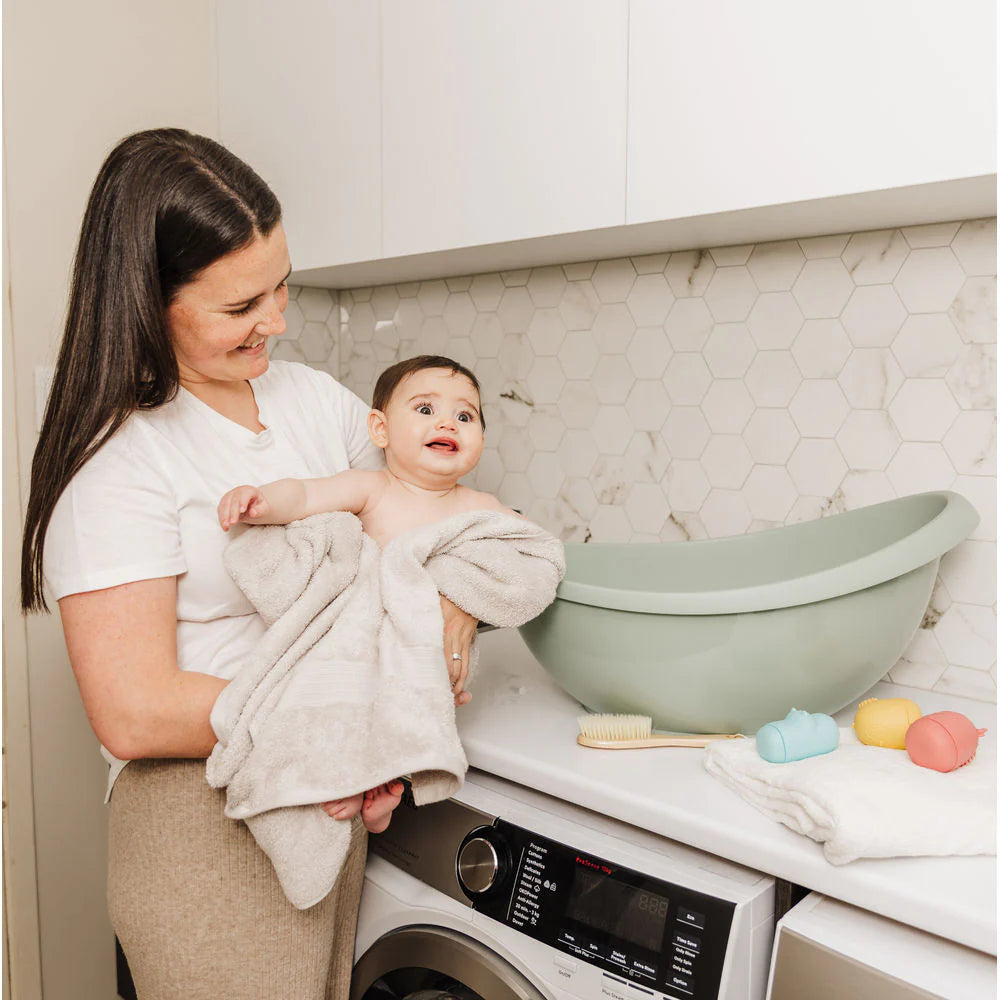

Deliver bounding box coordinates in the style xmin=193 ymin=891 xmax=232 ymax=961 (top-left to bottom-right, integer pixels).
xmin=43 ymin=361 xmax=382 ymax=791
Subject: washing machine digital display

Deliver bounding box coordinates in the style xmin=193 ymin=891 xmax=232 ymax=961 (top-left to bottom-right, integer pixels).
xmin=566 ymin=860 xmax=670 ymax=951
xmin=470 ymin=820 xmax=736 ymax=999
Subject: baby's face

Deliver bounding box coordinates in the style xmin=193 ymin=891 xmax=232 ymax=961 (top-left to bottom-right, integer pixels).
xmin=378 ymin=368 xmax=485 ymax=486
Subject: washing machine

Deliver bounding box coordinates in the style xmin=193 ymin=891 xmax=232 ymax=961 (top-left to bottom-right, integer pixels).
xmin=350 ymin=770 xmax=776 ymax=1000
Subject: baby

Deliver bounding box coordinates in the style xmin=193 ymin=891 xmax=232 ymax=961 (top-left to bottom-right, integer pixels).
xmin=217 ymin=354 xmax=517 ymax=834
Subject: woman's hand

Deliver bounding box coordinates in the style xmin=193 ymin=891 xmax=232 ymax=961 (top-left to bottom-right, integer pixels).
xmin=440 ymin=595 xmax=477 ymax=706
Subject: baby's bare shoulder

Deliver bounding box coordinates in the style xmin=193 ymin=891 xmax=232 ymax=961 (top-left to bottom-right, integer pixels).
xmin=350 ymin=467 xmax=391 ymax=502
xmin=348 ymin=469 xmax=389 ymax=486
xmin=334 ymin=468 xmax=386 ymax=491
xmin=341 ymin=467 xmax=384 ymax=484
xmin=457 ymin=486 xmax=521 ymax=517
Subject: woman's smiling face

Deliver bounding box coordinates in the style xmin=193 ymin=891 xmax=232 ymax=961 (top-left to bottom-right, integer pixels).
xmin=165 ymin=223 xmax=291 ymax=386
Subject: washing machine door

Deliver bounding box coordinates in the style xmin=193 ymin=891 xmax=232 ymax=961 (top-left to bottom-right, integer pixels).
xmin=351 ymin=925 xmax=549 ymax=1000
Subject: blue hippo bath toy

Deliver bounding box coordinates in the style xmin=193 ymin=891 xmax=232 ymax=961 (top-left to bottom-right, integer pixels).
xmin=756 ymin=708 xmax=839 ymax=763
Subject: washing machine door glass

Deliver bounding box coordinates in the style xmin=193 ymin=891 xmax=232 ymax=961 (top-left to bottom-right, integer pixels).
xmin=398 ymin=990 xmax=481 ymax=1000
xmin=351 ymin=925 xmax=548 ymax=1000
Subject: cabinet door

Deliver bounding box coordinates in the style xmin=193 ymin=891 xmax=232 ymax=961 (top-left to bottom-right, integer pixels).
xmin=627 ymin=0 xmax=996 ymax=225
xmin=381 ymin=0 xmax=628 ymax=259
xmin=215 ymin=0 xmax=381 ymax=270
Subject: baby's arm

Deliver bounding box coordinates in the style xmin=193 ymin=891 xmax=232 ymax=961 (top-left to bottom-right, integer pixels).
xmin=218 ymin=469 xmax=384 ymax=530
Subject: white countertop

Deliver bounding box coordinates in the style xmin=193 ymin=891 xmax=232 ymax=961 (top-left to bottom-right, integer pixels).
xmin=458 ymin=628 xmax=998 ymax=956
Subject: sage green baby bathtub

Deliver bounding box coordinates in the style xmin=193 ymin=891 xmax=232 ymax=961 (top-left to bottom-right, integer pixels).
xmin=518 ymin=491 xmax=979 ymax=734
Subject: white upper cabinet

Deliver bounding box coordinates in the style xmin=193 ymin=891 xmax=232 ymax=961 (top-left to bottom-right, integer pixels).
xmin=215 ymin=0 xmax=381 ymax=271
xmin=214 ymin=0 xmax=993 ymax=284
xmin=380 ymin=0 xmax=628 ymax=259
xmin=627 ymin=0 xmax=997 ymax=225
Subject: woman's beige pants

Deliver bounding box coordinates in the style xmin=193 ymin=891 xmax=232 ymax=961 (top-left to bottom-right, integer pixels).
xmin=108 ymin=759 xmax=368 ymax=1000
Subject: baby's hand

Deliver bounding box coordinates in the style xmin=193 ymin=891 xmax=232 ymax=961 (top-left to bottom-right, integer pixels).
xmin=217 ymin=485 xmax=270 ymax=531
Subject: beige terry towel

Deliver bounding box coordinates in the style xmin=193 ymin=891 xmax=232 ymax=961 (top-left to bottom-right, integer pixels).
xmin=206 ymin=510 xmax=565 ymax=908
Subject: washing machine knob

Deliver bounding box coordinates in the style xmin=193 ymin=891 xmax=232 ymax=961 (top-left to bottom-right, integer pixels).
xmin=457 ymin=835 xmax=500 ymax=894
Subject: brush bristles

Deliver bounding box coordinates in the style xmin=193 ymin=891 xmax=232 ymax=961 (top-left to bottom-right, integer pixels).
xmin=577 ymin=713 xmax=653 ymax=741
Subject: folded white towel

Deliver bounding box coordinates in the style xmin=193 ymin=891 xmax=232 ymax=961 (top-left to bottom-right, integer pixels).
xmin=704 ymin=728 xmax=996 ymax=865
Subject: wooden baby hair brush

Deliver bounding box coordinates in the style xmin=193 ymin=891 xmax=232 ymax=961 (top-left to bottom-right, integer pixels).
xmin=577 ymin=713 xmax=744 ymax=749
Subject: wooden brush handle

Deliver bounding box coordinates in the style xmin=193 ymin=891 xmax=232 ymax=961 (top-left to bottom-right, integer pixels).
xmin=577 ymin=733 xmax=744 ymax=749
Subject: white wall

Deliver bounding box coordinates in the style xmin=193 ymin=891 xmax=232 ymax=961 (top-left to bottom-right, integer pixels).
xmin=3 ymin=2 xmax=216 ymax=996
xmin=285 ymin=218 xmax=996 ymax=704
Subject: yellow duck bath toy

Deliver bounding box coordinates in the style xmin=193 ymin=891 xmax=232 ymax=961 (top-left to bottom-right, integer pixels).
xmin=852 ymin=697 xmax=922 ymax=749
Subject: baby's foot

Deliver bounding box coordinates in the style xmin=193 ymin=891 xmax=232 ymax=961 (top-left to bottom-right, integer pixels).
xmin=322 ymin=792 xmax=364 ymax=821
xmin=361 ymin=780 xmax=405 ymax=834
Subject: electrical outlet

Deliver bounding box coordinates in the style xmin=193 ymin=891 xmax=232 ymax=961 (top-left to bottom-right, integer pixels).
xmin=34 ymin=365 xmax=54 ymax=432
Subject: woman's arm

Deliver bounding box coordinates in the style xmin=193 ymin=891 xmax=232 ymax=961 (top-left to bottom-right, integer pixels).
xmin=58 ymin=576 xmax=226 ymax=760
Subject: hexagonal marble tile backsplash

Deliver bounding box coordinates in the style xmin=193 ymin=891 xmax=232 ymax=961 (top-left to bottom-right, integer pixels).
xmin=274 ymin=218 xmax=997 ymax=703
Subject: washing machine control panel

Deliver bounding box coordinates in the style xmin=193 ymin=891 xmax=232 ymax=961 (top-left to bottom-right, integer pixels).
xmin=460 ymin=820 xmax=736 ymax=1000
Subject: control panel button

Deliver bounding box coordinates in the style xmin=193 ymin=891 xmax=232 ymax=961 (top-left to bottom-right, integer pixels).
xmin=672 ymin=952 xmax=695 ymax=973
xmin=672 ymin=930 xmax=701 ymax=953
xmin=599 ymin=979 xmax=629 ymax=1000
xmin=554 ymin=953 xmax=578 ymax=972
xmin=457 ymin=836 xmax=499 ymax=894
xmin=629 ymin=957 xmax=657 ymax=979
xmin=558 ymin=930 xmax=590 ymax=957
xmin=677 ymin=907 xmax=706 ymax=929
xmin=668 ymin=970 xmax=696 ymax=993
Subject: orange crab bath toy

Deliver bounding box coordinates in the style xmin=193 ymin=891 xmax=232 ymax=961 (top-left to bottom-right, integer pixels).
xmin=905 ymin=711 xmax=988 ymax=773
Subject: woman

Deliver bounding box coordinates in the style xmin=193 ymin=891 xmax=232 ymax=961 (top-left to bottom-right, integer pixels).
xmin=20 ymin=127 xmax=478 ymax=1000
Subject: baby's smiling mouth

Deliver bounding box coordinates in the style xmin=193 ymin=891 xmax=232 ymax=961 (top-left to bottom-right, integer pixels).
xmin=427 ymin=438 xmax=458 ymax=452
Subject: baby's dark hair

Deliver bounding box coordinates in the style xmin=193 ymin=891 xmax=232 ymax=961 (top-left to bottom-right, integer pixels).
xmin=372 ymin=355 xmax=485 ymax=429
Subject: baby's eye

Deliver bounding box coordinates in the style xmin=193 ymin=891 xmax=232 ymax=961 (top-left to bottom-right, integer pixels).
xmin=457 ymin=412 xmax=473 ymax=423
xmin=416 ymin=404 xmax=433 ymax=415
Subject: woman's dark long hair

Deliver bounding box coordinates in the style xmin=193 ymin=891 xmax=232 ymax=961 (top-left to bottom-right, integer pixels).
xmin=21 ymin=128 xmax=282 ymax=612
